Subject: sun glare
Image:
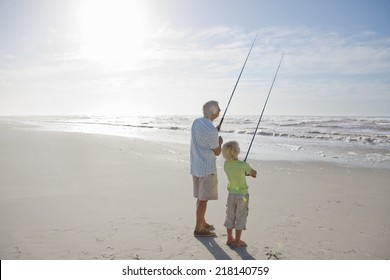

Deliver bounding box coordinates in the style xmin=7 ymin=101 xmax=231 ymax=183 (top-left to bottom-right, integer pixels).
xmin=79 ymin=0 xmax=150 ymax=62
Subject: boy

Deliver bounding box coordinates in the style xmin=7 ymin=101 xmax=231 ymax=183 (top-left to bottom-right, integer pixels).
xmin=222 ymin=141 xmax=257 ymax=247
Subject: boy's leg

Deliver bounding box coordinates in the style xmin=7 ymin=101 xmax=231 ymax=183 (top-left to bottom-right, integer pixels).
xmin=234 ymin=229 xmax=246 ymax=247
xmin=224 ymin=194 xmax=236 ymax=243
xmin=226 ymin=228 xmax=235 ymax=245
xmin=234 ymin=194 xmax=249 ymax=247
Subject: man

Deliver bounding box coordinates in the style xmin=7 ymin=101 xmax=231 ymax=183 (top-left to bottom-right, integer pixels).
xmin=190 ymin=100 xmax=223 ymax=237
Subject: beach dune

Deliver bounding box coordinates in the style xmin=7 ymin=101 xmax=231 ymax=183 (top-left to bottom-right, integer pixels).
xmin=0 ymin=122 xmax=389 ymax=260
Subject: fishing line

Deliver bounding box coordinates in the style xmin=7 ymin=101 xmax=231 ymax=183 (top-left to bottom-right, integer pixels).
xmin=244 ymin=52 xmax=285 ymax=162
xmin=217 ymin=34 xmax=258 ymax=131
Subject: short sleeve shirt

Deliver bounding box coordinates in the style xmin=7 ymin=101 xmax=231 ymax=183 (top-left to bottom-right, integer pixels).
xmin=190 ymin=117 xmax=219 ymax=177
xmin=224 ymin=160 xmax=252 ymax=194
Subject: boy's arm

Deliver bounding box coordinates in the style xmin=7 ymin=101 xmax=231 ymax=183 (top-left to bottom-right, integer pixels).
xmin=245 ymin=163 xmax=257 ymax=178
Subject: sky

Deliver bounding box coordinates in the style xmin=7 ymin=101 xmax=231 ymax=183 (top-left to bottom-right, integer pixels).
xmin=0 ymin=0 xmax=389 ymax=116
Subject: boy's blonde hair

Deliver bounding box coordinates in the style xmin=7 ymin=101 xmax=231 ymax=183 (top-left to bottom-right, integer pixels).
xmin=222 ymin=141 xmax=240 ymax=161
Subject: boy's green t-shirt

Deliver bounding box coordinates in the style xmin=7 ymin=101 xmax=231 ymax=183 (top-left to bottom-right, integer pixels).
xmin=224 ymin=160 xmax=252 ymax=194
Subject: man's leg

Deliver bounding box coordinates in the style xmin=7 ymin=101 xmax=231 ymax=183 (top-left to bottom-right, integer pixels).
xmin=195 ymin=199 xmax=208 ymax=232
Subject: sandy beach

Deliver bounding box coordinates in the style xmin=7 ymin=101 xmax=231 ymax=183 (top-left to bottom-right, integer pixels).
xmin=0 ymin=121 xmax=389 ymax=260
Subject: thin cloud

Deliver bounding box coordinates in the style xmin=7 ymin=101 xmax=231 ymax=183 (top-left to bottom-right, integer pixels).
xmin=0 ymin=24 xmax=389 ymax=115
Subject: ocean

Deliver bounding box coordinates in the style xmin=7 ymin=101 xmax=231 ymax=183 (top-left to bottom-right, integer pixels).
xmin=4 ymin=115 xmax=390 ymax=169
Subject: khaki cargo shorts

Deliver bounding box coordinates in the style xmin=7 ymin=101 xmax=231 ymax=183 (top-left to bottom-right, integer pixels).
xmin=224 ymin=193 xmax=249 ymax=230
xmin=192 ymin=174 xmax=218 ymax=201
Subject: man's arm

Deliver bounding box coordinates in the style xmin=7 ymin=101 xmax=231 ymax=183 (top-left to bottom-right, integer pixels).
xmin=212 ymin=136 xmax=223 ymax=155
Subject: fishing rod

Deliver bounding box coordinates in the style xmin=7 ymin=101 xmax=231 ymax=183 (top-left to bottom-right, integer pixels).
xmin=217 ymin=34 xmax=258 ymax=131
xmin=244 ymin=51 xmax=285 ymax=162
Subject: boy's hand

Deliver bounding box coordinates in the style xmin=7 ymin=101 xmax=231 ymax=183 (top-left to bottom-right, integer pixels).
xmin=245 ymin=169 xmax=257 ymax=177
xmin=250 ymin=169 xmax=257 ymax=178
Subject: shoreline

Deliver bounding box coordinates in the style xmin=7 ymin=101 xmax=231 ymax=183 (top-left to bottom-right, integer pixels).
xmin=0 ymin=122 xmax=389 ymax=260
xmin=2 ymin=116 xmax=390 ymax=170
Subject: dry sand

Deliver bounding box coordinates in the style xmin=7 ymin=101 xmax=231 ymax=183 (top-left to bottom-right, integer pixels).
xmin=0 ymin=122 xmax=389 ymax=260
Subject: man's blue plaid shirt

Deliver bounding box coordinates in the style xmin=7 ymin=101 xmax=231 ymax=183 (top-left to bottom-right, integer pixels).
xmin=190 ymin=117 xmax=219 ymax=177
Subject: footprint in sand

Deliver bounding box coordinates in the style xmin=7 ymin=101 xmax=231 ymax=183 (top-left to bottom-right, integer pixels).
xmin=264 ymin=248 xmax=282 ymax=260
xmin=318 ymin=226 xmax=335 ymax=231
xmin=96 ymin=237 xmax=105 ymax=243
xmin=327 ymin=200 xmax=342 ymax=204
xmin=13 ymin=246 xmax=22 ymax=259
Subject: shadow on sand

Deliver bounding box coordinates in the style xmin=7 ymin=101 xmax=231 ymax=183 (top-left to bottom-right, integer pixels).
xmin=196 ymin=237 xmax=255 ymax=260
xmin=228 ymin=243 xmax=256 ymax=260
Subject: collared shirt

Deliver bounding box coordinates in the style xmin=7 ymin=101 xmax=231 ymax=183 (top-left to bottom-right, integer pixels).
xmin=190 ymin=117 xmax=219 ymax=177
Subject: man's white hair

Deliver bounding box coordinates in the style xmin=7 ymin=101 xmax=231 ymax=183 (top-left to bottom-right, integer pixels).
xmin=203 ymin=100 xmax=219 ymax=118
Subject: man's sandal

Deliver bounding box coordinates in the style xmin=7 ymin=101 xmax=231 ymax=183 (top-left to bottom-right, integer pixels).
xmin=194 ymin=228 xmax=217 ymax=237
xmin=203 ymin=222 xmax=215 ymax=231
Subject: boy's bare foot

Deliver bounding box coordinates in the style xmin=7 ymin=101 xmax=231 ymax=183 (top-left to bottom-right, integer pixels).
xmin=226 ymin=238 xmax=236 ymax=245
xmin=234 ymin=240 xmax=247 ymax=247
